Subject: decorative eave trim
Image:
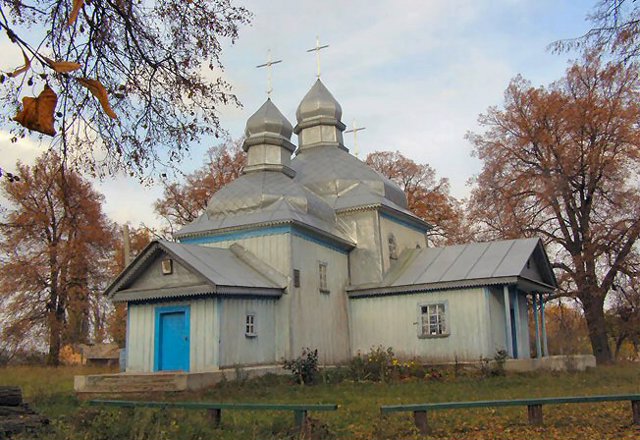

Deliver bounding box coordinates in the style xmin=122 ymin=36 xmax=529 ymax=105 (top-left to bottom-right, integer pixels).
xmin=379 ymin=206 xmax=432 ymax=233
xmin=347 ymin=275 xmax=556 ymax=299
xmin=177 ymin=221 xmax=355 ymax=253
xmin=114 ymin=284 xmax=283 ymax=303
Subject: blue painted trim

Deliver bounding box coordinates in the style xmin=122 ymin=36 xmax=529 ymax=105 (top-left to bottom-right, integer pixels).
xmin=180 ymin=224 xmax=350 ymax=255
xmin=291 ymin=229 xmax=349 ymax=255
xmin=380 ymin=211 xmax=430 ymax=233
xmin=154 ymin=305 xmax=190 ymax=372
xmin=179 ymin=225 xmax=291 ymax=245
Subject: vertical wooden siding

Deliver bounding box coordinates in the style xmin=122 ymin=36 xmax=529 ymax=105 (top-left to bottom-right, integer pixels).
xmin=219 ymin=298 xmax=277 ymax=367
xmin=127 ymin=298 xmax=218 ymax=372
xmin=349 ymin=288 xmax=490 ymax=361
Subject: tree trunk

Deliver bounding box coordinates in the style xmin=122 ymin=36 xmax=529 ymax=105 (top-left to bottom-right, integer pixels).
xmin=581 ymin=293 xmax=613 ymax=364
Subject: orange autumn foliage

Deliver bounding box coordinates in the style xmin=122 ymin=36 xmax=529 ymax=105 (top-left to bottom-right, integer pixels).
xmin=0 ymin=152 xmax=114 ymax=365
xmin=154 ymin=139 xmax=246 ymax=232
xmin=467 ymin=52 xmax=640 ymax=364
xmin=366 ymin=150 xmax=468 ymax=246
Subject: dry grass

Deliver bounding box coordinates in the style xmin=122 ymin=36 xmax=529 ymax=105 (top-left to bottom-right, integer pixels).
xmin=2 ymin=363 xmax=639 ymax=439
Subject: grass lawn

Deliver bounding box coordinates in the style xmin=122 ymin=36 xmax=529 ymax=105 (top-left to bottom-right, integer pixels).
xmin=1 ymin=363 xmax=639 ymax=439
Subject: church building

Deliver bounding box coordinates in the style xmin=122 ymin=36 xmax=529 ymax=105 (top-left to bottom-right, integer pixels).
xmin=105 ymin=79 xmax=557 ymax=375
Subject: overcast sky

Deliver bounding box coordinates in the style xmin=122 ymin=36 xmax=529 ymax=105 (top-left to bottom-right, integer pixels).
xmin=0 ymin=0 xmax=595 ymax=228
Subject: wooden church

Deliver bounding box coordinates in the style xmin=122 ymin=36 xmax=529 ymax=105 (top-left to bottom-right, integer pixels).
xmin=102 ymin=78 xmax=560 ymax=377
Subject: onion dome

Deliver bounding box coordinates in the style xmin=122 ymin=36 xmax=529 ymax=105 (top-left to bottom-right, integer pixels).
xmin=294 ymin=80 xmax=347 ymax=151
xmin=245 ymin=98 xmax=293 ymax=140
xmin=242 ymin=99 xmax=296 ymax=177
xmin=295 ymin=79 xmax=342 ymax=123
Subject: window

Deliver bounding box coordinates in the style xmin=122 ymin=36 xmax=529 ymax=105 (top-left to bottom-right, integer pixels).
xmin=245 ymin=313 xmax=256 ymax=337
xmin=319 ymin=262 xmax=328 ymax=293
xmin=161 ymin=258 xmax=173 ymax=275
xmin=388 ymin=233 xmax=398 ymax=260
xmin=293 ymin=269 xmax=301 ymax=288
xmin=419 ymin=303 xmax=448 ymax=337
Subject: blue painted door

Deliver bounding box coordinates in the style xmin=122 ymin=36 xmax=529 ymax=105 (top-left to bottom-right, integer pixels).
xmin=157 ymin=309 xmax=189 ymax=371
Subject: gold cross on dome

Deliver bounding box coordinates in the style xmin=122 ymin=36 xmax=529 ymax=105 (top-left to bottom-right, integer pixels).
xmin=256 ymin=49 xmax=283 ymax=98
xmin=306 ymin=36 xmax=329 ymax=79
xmin=345 ymin=119 xmax=366 ymax=157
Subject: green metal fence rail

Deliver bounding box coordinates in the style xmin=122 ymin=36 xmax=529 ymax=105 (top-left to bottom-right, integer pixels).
xmin=380 ymin=393 xmax=640 ymax=434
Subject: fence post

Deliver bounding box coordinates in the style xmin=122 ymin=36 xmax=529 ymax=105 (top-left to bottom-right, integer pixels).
xmin=413 ymin=410 xmax=428 ymax=434
xmin=527 ymin=404 xmax=543 ymax=425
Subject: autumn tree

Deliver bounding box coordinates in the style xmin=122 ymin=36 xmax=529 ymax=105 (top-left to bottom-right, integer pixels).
xmin=0 ymin=152 xmax=114 ymax=365
xmin=467 ymin=52 xmax=640 ymax=364
xmin=0 ymin=0 xmax=251 ymax=178
xmin=155 ymin=138 xmax=246 ymax=233
xmin=366 ymin=150 xmax=467 ymax=246
xmin=606 ymin=266 xmax=640 ymax=360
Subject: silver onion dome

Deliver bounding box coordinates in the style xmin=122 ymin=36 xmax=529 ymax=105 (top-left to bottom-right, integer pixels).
xmin=295 ymin=79 xmax=342 ymax=124
xmin=245 ymin=98 xmax=294 ymax=141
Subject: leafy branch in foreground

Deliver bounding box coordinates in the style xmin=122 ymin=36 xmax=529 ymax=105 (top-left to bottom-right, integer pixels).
xmin=0 ymin=0 xmax=251 ymax=179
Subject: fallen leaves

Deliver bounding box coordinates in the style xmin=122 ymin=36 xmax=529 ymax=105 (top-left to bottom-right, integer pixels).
xmin=13 ymin=85 xmax=58 ymax=136
xmin=77 ymin=77 xmax=117 ymax=119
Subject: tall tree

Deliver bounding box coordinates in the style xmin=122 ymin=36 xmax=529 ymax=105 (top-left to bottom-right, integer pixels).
xmin=0 ymin=152 xmax=114 ymax=365
xmin=467 ymin=52 xmax=640 ymax=364
xmin=155 ymin=138 xmax=245 ymax=233
xmin=366 ymin=150 xmax=467 ymax=246
xmin=0 ymin=0 xmax=251 ymax=178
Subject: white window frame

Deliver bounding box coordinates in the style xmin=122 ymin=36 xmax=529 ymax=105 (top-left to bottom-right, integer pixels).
xmin=417 ymin=301 xmax=449 ymax=338
xmin=245 ymin=313 xmax=257 ymax=338
xmin=318 ymin=261 xmax=329 ymax=293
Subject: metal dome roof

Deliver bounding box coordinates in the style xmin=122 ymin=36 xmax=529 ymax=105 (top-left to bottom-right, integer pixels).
xmin=291 ymin=146 xmax=410 ymax=212
xmin=175 ymin=171 xmax=351 ymax=243
xmin=295 ymin=79 xmax=342 ymax=124
xmin=245 ymin=98 xmax=293 ymax=141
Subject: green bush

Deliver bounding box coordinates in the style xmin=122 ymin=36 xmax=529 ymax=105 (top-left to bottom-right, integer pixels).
xmin=348 ymin=346 xmax=395 ymax=382
xmin=282 ymin=347 xmax=319 ymax=385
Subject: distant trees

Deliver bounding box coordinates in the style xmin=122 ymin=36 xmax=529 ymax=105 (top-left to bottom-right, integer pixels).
xmin=0 ymin=153 xmax=114 ymax=365
xmin=467 ymin=52 xmax=640 ymax=364
xmin=366 ymin=151 xmax=467 ymax=246
xmin=154 ymin=139 xmax=246 ymax=233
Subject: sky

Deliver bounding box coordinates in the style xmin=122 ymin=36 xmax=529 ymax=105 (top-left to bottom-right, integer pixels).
xmin=0 ymin=0 xmax=596 ymax=228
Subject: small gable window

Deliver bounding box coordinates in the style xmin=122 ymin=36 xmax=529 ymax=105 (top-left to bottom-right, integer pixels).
xmin=245 ymin=313 xmax=257 ymax=337
xmin=319 ymin=262 xmax=329 ymax=293
xmin=418 ymin=302 xmax=448 ymax=338
xmin=388 ymin=233 xmax=398 ymax=260
xmin=161 ymin=258 xmax=173 ymax=275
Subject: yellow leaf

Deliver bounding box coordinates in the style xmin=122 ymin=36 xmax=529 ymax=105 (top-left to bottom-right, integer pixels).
xmin=8 ymin=49 xmax=31 ymax=78
xmin=13 ymin=85 xmax=58 ymax=136
xmin=77 ymin=77 xmax=117 ymax=119
xmin=44 ymin=57 xmax=82 ymax=73
xmin=67 ymin=0 xmax=85 ymax=27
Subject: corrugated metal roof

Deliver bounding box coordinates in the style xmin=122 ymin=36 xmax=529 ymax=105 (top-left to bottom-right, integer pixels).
xmin=160 ymin=241 xmax=283 ymax=289
xmin=105 ymin=241 xmax=285 ymax=301
xmin=349 ymin=238 xmax=557 ymax=296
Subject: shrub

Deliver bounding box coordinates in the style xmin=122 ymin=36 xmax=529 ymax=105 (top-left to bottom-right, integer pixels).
xmin=348 ymin=346 xmax=395 ymax=382
xmin=283 ymin=348 xmax=319 ymax=385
